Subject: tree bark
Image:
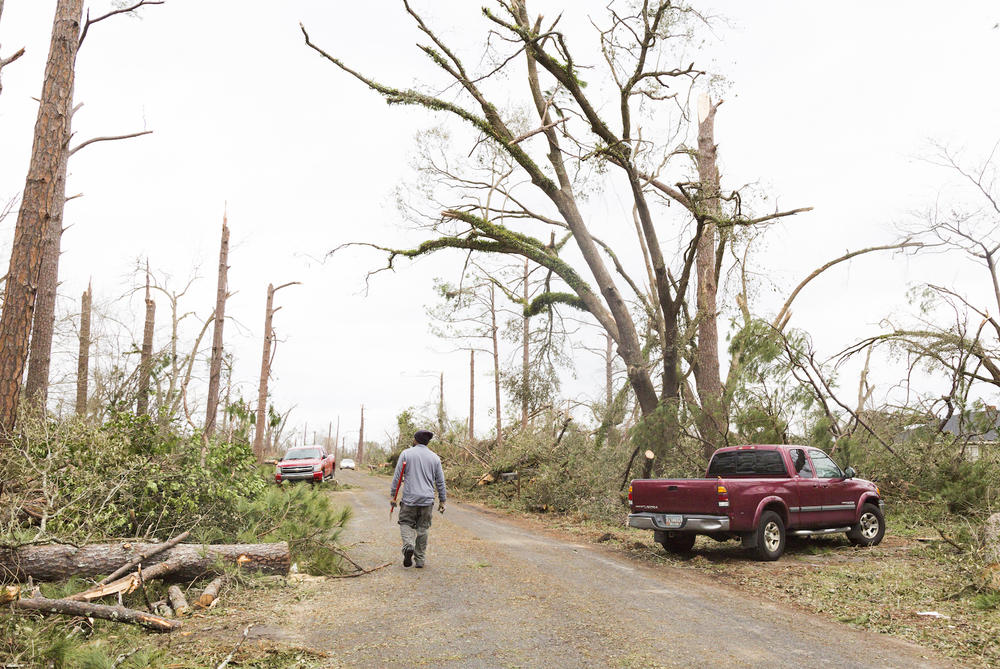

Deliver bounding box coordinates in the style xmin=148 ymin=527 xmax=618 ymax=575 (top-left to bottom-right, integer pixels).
xmin=74 ymin=282 xmax=91 ymax=417
xmin=490 ymin=282 xmax=502 ymax=449
xmin=136 ymin=267 xmax=155 ymax=417
xmin=204 ymin=215 xmax=229 ymax=437
xmin=194 ymin=575 xmax=224 ymax=609
xmin=606 ymin=331 xmax=613 ymax=408
xmin=469 ymin=349 xmax=475 ymax=441
xmin=24 ymin=105 xmax=72 ymax=410
xmin=253 ymin=284 xmax=275 ymax=461
xmin=0 ymin=0 xmax=83 ymax=435
xmin=252 ymin=281 xmax=296 ymax=461
xmin=166 ymin=584 xmax=189 ymax=616
xmin=693 ymin=94 xmax=727 ymax=458
xmin=14 ymin=597 xmax=181 ymax=631
xmin=0 ymin=541 xmax=290 ymax=583
xmin=96 ymin=529 xmax=190 ymax=586
xmin=521 ymin=259 xmax=530 ymax=431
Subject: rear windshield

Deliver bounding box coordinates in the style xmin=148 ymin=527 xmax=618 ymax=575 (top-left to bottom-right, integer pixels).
xmin=707 ymin=450 xmax=788 ymax=477
xmin=283 ymin=448 xmax=322 ymax=460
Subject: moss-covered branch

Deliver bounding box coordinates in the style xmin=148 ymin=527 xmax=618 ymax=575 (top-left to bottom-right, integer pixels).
xmin=524 ymin=291 xmax=588 ymax=317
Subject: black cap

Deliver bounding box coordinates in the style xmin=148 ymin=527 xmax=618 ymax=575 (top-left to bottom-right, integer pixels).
xmin=414 ymin=430 xmax=433 ymax=445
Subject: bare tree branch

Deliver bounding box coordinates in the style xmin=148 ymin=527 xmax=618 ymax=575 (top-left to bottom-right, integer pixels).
xmin=773 ymin=242 xmax=925 ymax=331
xmin=69 ymin=130 xmax=152 ymax=157
xmin=78 ymin=1 xmax=165 ymax=48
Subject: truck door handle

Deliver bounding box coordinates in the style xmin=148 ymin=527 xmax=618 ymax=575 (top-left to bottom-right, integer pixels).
xmin=666 ymin=485 xmax=678 ymax=491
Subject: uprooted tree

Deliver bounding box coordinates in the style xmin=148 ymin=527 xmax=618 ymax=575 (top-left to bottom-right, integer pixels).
xmin=303 ymin=0 xmax=809 ymax=475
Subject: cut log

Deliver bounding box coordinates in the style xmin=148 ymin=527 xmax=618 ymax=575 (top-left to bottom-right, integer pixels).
xmin=167 ymin=585 xmax=189 ymax=616
xmin=14 ymin=597 xmax=182 ymax=631
xmin=1 ymin=585 xmax=19 ymax=604
xmin=1 ymin=542 xmax=290 ymax=583
xmin=194 ymin=576 xmax=225 ymax=609
xmin=97 ymin=530 xmax=190 ymax=586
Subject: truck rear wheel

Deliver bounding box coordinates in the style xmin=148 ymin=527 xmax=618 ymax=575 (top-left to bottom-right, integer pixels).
xmin=656 ymin=532 xmax=696 ymax=555
xmin=753 ymin=511 xmax=785 ymax=561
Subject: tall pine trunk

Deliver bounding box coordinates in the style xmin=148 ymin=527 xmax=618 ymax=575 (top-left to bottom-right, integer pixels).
xmin=74 ymin=282 xmax=90 ymax=417
xmin=253 ymin=284 xmax=276 ymax=461
xmin=0 ymin=0 xmax=83 ymax=435
xmin=694 ymin=94 xmax=726 ymax=459
xmin=521 ymin=259 xmax=529 ymax=431
xmin=357 ymin=405 xmax=364 ymax=465
xmin=24 ymin=108 xmax=72 ymax=410
xmin=468 ymin=349 xmax=474 ymax=441
xmin=204 ymin=216 xmax=229 ymax=437
xmin=136 ymin=268 xmax=155 ymax=417
xmin=490 ymin=283 xmax=502 ymax=450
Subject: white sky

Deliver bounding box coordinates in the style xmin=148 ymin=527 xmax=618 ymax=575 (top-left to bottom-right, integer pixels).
xmin=1 ymin=1 xmax=998 ymax=447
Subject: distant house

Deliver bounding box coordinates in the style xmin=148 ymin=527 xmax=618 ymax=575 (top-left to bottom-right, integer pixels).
xmin=894 ymin=408 xmax=1000 ymax=460
xmin=940 ymin=408 xmax=1000 ymax=460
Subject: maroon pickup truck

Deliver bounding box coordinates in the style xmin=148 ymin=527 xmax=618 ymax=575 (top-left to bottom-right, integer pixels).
xmin=628 ymin=444 xmax=884 ymax=561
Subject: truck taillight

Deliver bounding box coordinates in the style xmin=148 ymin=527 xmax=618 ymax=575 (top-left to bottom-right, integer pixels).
xmin=717 ymin=480 xmax=729 ymax=508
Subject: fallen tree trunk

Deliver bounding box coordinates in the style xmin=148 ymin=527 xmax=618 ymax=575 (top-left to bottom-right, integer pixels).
xmin=14 ymin=597 xmax=182 ymax=631
xmin=97 ymin=530 xmax=190 ymax=586
xmin=67 ymin=555 xmax=184 ymax=602
xmin=1 ymin=542 xmax=290 ymax=583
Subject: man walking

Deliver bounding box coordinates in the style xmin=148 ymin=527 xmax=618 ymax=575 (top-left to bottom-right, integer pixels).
xmin=390 ymin=429 xmax=446 ymax=568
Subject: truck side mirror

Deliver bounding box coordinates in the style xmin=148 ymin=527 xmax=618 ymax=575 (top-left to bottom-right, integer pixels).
xmin=843 ymin=466 xmax=856 ymax=479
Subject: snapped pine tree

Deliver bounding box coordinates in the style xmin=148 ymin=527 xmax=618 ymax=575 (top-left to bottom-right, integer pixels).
xmin=136 ymin=265 xmax=155 ymax=417
xmin=252 ymin=281 xmax=297 ymax=461
xmin=75 ymin=281 xmax=91 ymax=417
xmin=205 ymin=214 xmax=230 ymax=437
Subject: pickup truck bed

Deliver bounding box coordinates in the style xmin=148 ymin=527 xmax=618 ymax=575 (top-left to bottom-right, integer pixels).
xmin=628 ymin=444 xmax=884 ymax=560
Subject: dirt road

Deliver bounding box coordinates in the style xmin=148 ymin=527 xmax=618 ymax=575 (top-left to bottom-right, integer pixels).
xmin=239 ymin=470 xmax=953 ymax=668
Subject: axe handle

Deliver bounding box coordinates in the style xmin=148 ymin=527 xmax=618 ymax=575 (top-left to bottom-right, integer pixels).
xmin=390 ymin=460 xmax=407 ymax=516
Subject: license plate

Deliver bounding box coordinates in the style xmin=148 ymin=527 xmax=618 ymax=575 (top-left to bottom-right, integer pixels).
xmin=660 ymin=514 xmax=683 ymax=529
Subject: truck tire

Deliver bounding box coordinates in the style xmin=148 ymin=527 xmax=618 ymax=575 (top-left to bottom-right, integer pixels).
xmin=753 ymin=511 xmax=785 ymax=561
xmin=656 ymin=532 xmax=696 ymax=555
xmin=847 ymin=503 xmax=885 ymax=547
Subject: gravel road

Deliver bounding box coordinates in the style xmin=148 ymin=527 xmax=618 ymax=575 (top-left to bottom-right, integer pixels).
xmin=251 ymin=470 xmax=955 ymax=668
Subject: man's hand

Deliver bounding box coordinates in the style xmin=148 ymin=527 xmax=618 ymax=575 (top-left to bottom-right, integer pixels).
xmin=438 ymin=502 xmax=446 ymax=514
xmin=390 ymin=501 xmax=397 ymax=510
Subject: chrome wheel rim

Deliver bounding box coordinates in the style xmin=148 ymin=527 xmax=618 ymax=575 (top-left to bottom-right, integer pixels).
xmin=859 ymin=512 xmax=880 ymax=539
xmin=763 ymin=521 xmax=781 ymax=552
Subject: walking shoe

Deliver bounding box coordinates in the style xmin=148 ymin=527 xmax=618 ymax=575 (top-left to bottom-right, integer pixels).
xmin=415 ymin=561 xmax=424 ymax=569
xmin=403 ymin=546 xmax=414 ymax=567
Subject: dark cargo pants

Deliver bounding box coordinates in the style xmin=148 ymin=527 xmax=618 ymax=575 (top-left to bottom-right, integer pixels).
xmin=398 ymin=503 xmax=434 ymax=565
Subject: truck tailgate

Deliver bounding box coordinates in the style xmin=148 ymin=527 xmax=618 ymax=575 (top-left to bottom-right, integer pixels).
xmin=631 ymin=478 xmax=719 ymax=515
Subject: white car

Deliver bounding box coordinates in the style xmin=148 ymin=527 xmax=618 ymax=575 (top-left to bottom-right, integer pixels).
xmin=340 ymin=458 xmax=356 ymax=470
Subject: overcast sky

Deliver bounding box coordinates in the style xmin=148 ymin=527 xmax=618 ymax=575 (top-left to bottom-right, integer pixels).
xmin=1 ymin=1 xmax=998 ymax=448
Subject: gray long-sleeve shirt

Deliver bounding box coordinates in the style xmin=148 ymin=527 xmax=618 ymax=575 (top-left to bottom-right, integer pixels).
xmin=390 ymin=444 xmax=446 ymax=506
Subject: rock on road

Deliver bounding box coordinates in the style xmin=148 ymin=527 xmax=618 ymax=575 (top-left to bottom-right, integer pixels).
xmin=254 ymin=470 xmax=953 ymax=668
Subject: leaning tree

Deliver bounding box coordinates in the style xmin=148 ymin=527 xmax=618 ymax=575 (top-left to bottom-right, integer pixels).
xmin=304 ymin=0 xmax=807 ymax=474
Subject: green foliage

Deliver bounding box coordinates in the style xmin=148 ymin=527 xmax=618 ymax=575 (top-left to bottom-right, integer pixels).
xmin=1 ymin=412 xmax=273 ymax=543
xmin=1 ymin=412 xmax=355 ymax=666
xmin=238 ymin=483 xmax=352 ymax=575
xmin=974 ymin=592 xmax=1000 ymax=611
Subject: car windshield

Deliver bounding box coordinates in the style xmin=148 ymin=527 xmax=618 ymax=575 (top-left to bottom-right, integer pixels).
xmin=283 ymin=448 xmax=321 ymax=460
